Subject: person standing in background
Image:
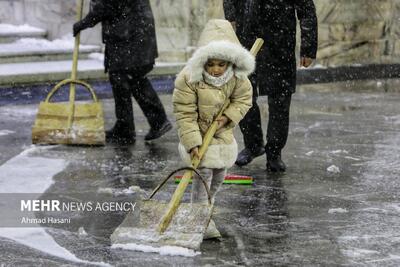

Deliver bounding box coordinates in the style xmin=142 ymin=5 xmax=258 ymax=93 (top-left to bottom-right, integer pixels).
xmin=73 ymin=0 xmax=172 ymax=144
xmin=224 ymin=0 xmax=318 ymax=172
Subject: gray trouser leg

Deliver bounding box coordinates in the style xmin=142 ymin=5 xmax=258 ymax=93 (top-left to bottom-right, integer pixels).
xmin=191 ymin=168 xmax=226 ymax=204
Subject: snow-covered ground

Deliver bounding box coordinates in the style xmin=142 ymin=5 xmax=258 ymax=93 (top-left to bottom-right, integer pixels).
xmin=0 ymin=80 xmax=399 ymax=266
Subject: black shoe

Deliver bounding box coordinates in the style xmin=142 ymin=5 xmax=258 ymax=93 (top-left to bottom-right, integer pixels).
xmin=106 ymin=122 xmax=136 ymax=145
xmin=267 ymin=155 xmax=286 ymax=172
xmin=235 ymin=147 xmax=265 ymax=166
xmin=144 ymin=121 xmax=172 ymax=141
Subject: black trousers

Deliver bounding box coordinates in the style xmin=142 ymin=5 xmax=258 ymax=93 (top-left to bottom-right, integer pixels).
xmin=239 ymin=78 xmax=292 ymax=159
xmin=108 ymin=65 xmax=168 ymax=131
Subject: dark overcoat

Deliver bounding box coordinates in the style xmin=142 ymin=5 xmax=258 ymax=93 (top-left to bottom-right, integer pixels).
xmin=80 ymin=0 xmax=158 ymax=72
xmin=224 ymin=0 xmax=318 ymax=96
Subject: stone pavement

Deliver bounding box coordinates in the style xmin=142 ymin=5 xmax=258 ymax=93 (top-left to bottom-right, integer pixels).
xmin=0 ymin=79 xmax=399 ymax=266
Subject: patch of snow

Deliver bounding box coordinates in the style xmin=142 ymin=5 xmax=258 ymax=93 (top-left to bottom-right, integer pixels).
xmin=97 ymin=187 xmax=114 ymax=195
xmin=0 ymin=130 xmax=15 ymax=136
xmin=331 ymin=150 xmax=349 ymax=154
xmin=344 ymin=156 xmax=361 ymax=161
xmin=327 ymin=165 xmax=340 ymax=173
xmin=0 ymin=146 xmax=67 ymax=193
xmin=97 ymin=186 xmax=139 ymax=196
xmin=122 ymin=166 xmax=131 ymax=171
xmin=0 ymin=59 xmax=104 ymax=75
xmin=88 ymin=52 xmax=104 ymax=61
xmin=342 ymin=248 xmax=379 ymax=258
xmin=311 ymin=63 xmax=326 ymax=69
xmin=0 ymin=24 xmax=45 ymax=35
xmin=0 ymin=35 xmax=99 ymax=56
xmin=0 ymin=147 xmax=110 ymax=266
xmin=305 ymin=150 xmax=314 ymax=156
xmin=328 ymin=208 xmax=348 ymax=214
xmin=0 ymin=105 xmax=38 ymax=118
xmin=0 ymin=228 xmax=110 ymax=266
xmin=78 ymin=227 xmax=88 ymax=237
xmin=112 ymin=243 xmax=200 ymax=257
xmin=16 ymin=35 xmax=95 ymax=49
xmin=351 ymin=163 xmax=365 ymax=167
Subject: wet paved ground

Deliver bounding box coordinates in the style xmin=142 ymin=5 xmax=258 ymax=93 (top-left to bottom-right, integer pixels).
xmin=0 ymin=79 xmax=399 ymax=266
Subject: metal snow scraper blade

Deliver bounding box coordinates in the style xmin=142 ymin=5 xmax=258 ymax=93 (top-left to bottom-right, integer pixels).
xmin=31 ymin=0 xmax=105 ymax=145
xmin=111 ymin=38 xmax=264 ymax=252
xmin=111 ymin=168 xmax=213 ymax=251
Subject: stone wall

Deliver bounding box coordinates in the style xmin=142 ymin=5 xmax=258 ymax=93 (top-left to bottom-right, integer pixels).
xmin=0 ymin=0 xmax=399 ymax=66
xmin=316 ymin=0 xmax=400 ymax=66
xmin=0 ymin=0 xmax=101 ymax=48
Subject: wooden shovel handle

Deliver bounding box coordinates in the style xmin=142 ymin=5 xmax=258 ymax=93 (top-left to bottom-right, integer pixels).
xmin=190 ymin=100 xmax=230 ymax=167
xmin=250 ymin=38 xmax=264 ymax=56
xmin=67 ymin=0 xmax=85 ymax=112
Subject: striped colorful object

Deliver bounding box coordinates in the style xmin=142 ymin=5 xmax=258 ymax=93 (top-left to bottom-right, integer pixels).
xmin=174 ymin=174 xmax=253 ymax=185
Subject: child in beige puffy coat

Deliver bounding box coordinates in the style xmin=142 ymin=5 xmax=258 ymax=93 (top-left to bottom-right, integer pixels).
xmin=172 ymin=19 xmax=255 ymax=239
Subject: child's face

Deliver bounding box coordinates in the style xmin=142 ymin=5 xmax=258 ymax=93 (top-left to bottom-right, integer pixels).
xmin=205 ymin=59 xmax=228 ymax=77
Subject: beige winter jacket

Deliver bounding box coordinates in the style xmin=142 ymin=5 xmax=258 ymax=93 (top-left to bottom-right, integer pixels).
xmin=173 ymin=19 xmax=255 ymax=168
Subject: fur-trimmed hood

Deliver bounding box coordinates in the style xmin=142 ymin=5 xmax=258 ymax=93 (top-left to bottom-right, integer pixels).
xmin=187 ymin=19 xmax=255 ymax=83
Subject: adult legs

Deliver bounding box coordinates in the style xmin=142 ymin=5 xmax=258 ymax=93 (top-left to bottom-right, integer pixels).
xmin=235 ymin=76 xmax=265 ymax=166
xmin=107 ymin=71 xmax=136 ymax=144
xmin=128 ymin=65 xmax=172 ymax=140
xmin=265 ymin=94 xmax=292 ymax=172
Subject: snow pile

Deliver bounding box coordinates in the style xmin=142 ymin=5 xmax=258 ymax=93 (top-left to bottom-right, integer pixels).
xmin=327 ymin=165 xmax=340 ymax=173
xmin=89 ymin=52 xmax=104 ymax=61
xmin=0 ymin=23 xmax=45 ymax=34
xmin=0 ymin=60 xmax=104 ymax=75
xmin=13 ymin=35 xmax=98 ymax=51
xmin=112 ymin=243 xmax=200 ymax=257
xmin=328 ymin=208 xmax=348 ymax=214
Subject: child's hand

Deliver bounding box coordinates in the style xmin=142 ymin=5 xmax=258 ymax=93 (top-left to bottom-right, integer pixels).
xmin=216 ymin=115 xmax=229 ymax=130
xmin=190 ymin=146 xmax=200 ymax=160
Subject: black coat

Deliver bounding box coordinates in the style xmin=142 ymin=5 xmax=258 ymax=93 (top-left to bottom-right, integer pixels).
xmin=224 ymin=0 xmax=318 ymax=96
xmin=79 ymin=0 xmax=158 ymax=72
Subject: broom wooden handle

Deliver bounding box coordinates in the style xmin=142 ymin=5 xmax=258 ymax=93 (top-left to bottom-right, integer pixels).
xmin=67 ymin=0 xmax=84 ymax=131
xmin=250 ymin=38 xmax=264 ymax=56
xmin=156 ymin=38 xmax=264 ymax=234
